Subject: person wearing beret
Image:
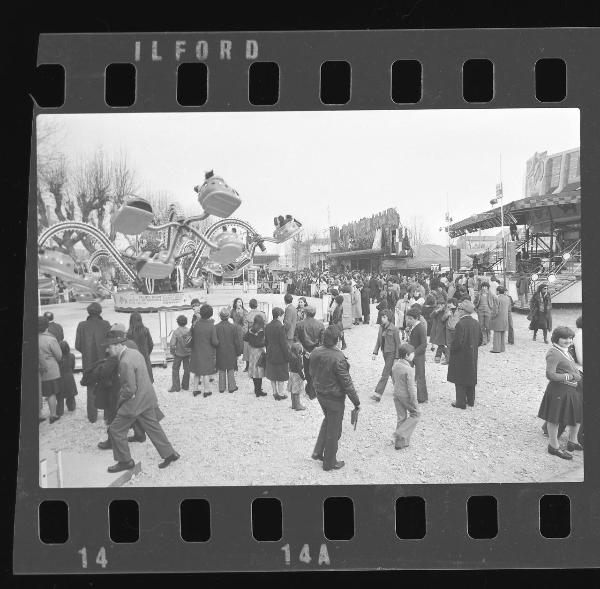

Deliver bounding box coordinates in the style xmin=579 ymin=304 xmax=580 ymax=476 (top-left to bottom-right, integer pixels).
xmin=447 ymin=300 xmax=483 ymax=409
xmin=105 ymin=328 xmax=179 ymax=473
xmin=75 ymin=301 xmax=111 ymax=423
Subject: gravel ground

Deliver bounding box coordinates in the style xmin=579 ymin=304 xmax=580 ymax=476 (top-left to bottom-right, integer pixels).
xmin=39 ymin=305 xmax=583 ymax=486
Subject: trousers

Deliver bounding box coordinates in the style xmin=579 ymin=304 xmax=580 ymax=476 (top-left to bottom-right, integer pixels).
xmin=87 ymin=385 xmax=98 ymax=422
xmin=393 ymin=393 xmax=420 ymax=448
xmin=313 ymin=396 xmax=345 ymax=470
xmin=478 ymin=310 xmax=491 ymax=344
xmin=455 ymin=383 xmax=476 ymax=408
xmin=219 ymin=369 xmax=237 ymax=392
xmin=413 ymin=354 xmax=428 ymax=402
xmin=303 ymin=354 xmax=316 ymax=399
xmin=109 ymin=406 xmax=175 ymax=463
xmin=171 ymin=355 xmax=190 ymax=390
xmin=492 ymin=331 xmax=505 ymax=352
xmin=374 ymin=352 xmax=396 ymax=396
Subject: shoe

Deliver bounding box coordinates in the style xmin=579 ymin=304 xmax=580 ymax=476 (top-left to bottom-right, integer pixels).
xmin=39 ymin=417 xmax=46 ymax=423
xmin=451 ymin=402 xmax=466 ymax=410
xmin=97 ymin=439 xmax=112 ymax=450
xmin=219 ymin=390 xmax=226 ymax=394
xmin=203 ymin=391 xmax=212 ymax=397
xmin=158 ymin=452 xmax=180 ymax=469
xmin=467 ymin=402 xmax=474 ymax=407
xmin=567 ymin=441 xmax=583 ymax=452
xmin=370 ymin=394 xmax=381 ymax=402
xmin=418 ymin=399 xmax=428 ymax=404
xmin=274 ymin=393 xmax=288 ymax=401
xmin=548 ymin=445 xmax=572 ymax=460
xmin=490 ymin=350 xmax=500 ymax=353
xmin=49 ymin=416 xmax=60 ymax=424
xmin=128 ymin=434 xmax=146 ymax=443
xmin=192 ymin=390 xmax=202 ymax=397
xmin=311 ymin=453 xmax=324 ymax=461
xmin=88 ymin=418 xmax=97 ymax=424
xmin=107 ymin=460 xmax=135 ymax=473
xmin=395 ymin=443 xmax=408 ymax=450
xmin=168 ymin=387 xmax=180 ymax=392
xmin=255 ymin=390 xmax=268 ymax=397
xmin=323 ymin=460 xmax=345 ymax=471
xmin=229 ymin=387 xmax=239 ymax=393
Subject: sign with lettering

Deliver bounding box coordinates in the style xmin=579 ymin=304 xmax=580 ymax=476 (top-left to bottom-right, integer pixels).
xmin=114 ymin=291 xmax=202 ymax=312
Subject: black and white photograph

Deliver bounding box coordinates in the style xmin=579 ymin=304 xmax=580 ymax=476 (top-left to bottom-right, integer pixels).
xmin=36 ymin=108 xmax=583 ymax=487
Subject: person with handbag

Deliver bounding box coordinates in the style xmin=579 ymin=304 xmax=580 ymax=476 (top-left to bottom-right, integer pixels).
xmin=244 ymin=314 xmax=268 ymax=397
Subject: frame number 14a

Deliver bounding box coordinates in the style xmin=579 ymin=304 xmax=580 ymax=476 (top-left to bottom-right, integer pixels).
xmin=281 ymin=543 xmax=330 ymax=566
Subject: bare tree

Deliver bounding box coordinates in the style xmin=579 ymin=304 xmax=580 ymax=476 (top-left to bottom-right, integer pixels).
xmin=405 ymin=215 xmax=430 ymax=248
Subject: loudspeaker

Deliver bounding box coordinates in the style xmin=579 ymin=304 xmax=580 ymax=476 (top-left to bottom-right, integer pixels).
xmin=451 ymin=247 xmax=461 ymax=271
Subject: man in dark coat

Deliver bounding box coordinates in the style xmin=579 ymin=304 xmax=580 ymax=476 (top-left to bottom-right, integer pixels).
xmin=294 ymin=305 xmax=324 ymax=400
xmin=105 ymin=328 xmax=179 ymax=473
xmin=75 ymin=302 xmax=111 ymax=423
xmin=360 ymin=283 xmax=371 ymax=324
xmin=447 ymin=300 xmax=483 ymax=409
xmin=265 ymin=307 xmax=290 ymax=400
xmin=406 ymin=306 xmax=428 ymax=403
xmin=43 ymin=311 xmax=64 ymax=342
xmin=309 ymin=325 xmax=360 ymax=471
xmin=215 ymin=308 xmax=243 ymax=393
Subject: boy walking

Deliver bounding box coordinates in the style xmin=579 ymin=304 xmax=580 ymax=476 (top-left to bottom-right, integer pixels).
xmin=169 ymin=315 xmax=191 ymax=392
xmin=370 ymin=310 xmax=401 ymax=402
xmin=390 ymin=343 xmax=420 ymax=449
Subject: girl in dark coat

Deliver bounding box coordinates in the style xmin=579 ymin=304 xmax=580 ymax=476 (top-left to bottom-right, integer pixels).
xmin=58 ymin=340 xmax=77 ymax=413
xmin=529 ymin=283 xmax=552 ymax=343
xmin=244 ymin=314 xmax=267 ymax=397
xmin=360 ymin=284 xmax=371 ymax=324
xmin=190 ymin=304 xmax=219 ymax=397
xmin=265 ymin=307 xmax=290 ymax=401
xmin=330 ymin=294 xmax=347 ymax=350
xmin=127 ymin=311 xmax=154 ymax=382
xmin=215 ymin=307 xmax=243 ymax=393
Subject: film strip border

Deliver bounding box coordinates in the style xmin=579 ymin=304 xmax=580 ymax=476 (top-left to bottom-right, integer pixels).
xmin=17 ymin=29 xmax=600 ymax=572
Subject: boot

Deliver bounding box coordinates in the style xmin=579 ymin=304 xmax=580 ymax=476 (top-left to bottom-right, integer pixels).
xmin=292 ymin=393 xmax=306 ymax=411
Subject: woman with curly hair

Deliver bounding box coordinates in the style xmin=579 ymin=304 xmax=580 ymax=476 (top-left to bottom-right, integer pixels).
xmin=528 ymin=283 xmax=552 ymax=343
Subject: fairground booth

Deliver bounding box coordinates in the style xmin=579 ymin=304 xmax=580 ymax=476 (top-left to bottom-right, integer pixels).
xmin=448 ymin=147 xmax=581 ymax=306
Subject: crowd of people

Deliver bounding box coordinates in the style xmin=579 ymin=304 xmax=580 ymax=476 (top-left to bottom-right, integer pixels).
xmin=39 ymin=264 xmax=583 ymax=475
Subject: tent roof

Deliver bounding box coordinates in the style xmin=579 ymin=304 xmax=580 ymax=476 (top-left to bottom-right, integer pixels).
xmin=449 ymin=185 xmax=580 ymax=238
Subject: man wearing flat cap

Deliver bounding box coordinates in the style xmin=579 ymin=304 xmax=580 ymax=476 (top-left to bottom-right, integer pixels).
xmin=105 ymin=327 xmax=180 ymax=472
xmin=215 ymin=307 xmax=243 ymax=393
xmin=447 ymin=300 xmax=483 ymax=409
xmin=75 ymin=301 xmax=111 ymax=423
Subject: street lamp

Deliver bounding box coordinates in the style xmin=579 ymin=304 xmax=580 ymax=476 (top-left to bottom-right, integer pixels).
xmin=490 ymin=182 xmax=506 ymax=286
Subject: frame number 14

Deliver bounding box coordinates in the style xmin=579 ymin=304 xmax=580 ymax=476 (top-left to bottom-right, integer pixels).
xmin=281 ymin=544 xmax=330 ymax=566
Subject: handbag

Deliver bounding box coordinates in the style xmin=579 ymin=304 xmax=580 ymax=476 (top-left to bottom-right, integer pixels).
xmin=257 ymin=351 xmax=267 ymax=368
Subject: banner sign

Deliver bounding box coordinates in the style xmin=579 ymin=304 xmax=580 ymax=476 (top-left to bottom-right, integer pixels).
xmin=114 ymin=291 xmax=201 ymax=312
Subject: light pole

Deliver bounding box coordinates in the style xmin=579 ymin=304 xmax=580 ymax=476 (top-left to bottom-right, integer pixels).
xmin=490 ymin=182 xmax=506 ymax=286
xmin=439 ymin=210 xmax=453 ymax=272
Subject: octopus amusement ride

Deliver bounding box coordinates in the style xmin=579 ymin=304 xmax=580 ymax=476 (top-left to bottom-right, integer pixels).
xmin=38 ymin=171 xmax=302 ymax=305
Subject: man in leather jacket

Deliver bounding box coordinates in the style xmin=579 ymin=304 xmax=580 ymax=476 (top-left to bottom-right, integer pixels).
xmin=309 ymin=325 xmax=360 ymax=471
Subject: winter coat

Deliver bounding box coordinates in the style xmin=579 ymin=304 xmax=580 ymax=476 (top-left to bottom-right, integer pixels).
xmin=351 ymin=288 xmax=362 ymax=319
xmin=529 ymin=292 xmax=553 ymax=331
xmin=429 ymin=306 xmax=447 ymax=346
xmin=169 ymin=326 xmax=191 ymax=357
xmin=447 ymin=315 xmax=482 ymax=386
xmin=283 ymin=303 xmax=297 ymax=341
xmin=116 ymin=347 xmax=159 ymax=418
xmin=265 ymin=319 xmax=290 ymax=381
xmin=330 ymin=304 xmax=344 ymax=332
xmin=516 ymin=274 xmax=530 ymax=295
xmin=490 ymin=293 xmax=511 ymax=332
xmin=75 ymin=315 xmax=111 ymax=370
xmin=39 ymin=332 xmax=62 ymax=381
xmin=361 ymin=286 xmax=371 ymax=315
xmin=215 ymin=320 xmax=242 ymax=371
xmin=295 ymin=317 xmax=325 ymax=353
xmin=47 ymin=321 xmax=64 ymax=343
xmin=309 ymin=345 xmax=360 ymax=405
xmin=127 ymin=326 xmax=154 ymax=382
xmin=190 ymin=317 xmax=218 ymax=375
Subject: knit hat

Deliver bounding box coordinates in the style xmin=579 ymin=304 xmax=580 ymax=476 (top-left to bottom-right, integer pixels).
xmin=87 ymin=301 xmax=102 ymax=315
xmin=190 ymin=298 xmax=201 ymax=306
xmin=219 ymin=307 xmax=230 ymax=319
xmin=458 ymin=300 xmax=475 ymax=314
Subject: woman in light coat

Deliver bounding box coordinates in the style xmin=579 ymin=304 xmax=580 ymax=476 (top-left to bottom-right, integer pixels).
xmin=490 ymin=286 xmax=511 ymax=353
xmin=39 ymin=316 xmax=63 ymax=423
xmin=351 ymin=284 xmax=362 ymax=325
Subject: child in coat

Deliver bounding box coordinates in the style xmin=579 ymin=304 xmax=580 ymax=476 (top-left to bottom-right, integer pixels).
xmin=169 ymin=315 xmax=191 ymax=392
xmin=287 ymin=342 xmax=306 ymax=411
xmin=390 ymin=343 xmax=420 ymax=450
xmin=58 ymin=340 xmax=77 ymax=414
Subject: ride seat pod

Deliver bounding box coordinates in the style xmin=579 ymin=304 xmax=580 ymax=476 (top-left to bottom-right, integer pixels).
xmin=194 ymin=174 xmax=242 ymax=218
xmin=112 ymin=198 xmax=155 ymax=235
xmin=209 ymin=231 xmax=244 ymax=264
xmin=135 ymin=251 xmax=175 ymax=279
xmin=202 ymin=261 xmax=224 ymax=276
xmin=272 ymin=219 xmax=302 ymax=243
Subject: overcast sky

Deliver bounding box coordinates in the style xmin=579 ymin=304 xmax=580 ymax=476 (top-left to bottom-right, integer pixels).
xmin=39 ymin=109 xmax=579 ymax=247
